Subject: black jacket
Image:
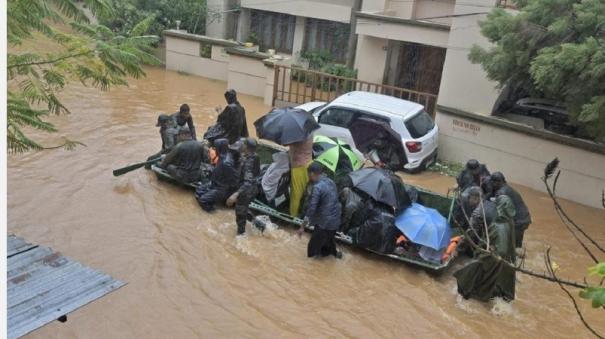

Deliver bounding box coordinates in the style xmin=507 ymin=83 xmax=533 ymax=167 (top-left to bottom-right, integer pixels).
xmin=305 ymin=176 xmax=341 ymax=231
xmin=238 ymin=153 xmax=260 ymax=194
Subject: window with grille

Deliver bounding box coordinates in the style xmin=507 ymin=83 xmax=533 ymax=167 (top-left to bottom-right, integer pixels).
xmin=303 ymin=18 xmax=350 ymax=63
xmin=250 ymin=10 xmax=296 ymax=54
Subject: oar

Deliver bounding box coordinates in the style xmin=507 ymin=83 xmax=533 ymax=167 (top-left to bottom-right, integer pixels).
xmin=113 ymin=157 xmax=161 ymax=177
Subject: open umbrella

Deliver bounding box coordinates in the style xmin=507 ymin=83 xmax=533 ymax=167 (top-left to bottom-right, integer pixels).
xmin=395 ymin=203 xmax=451 ymax=250
xmin=312 ymin=135 xmax=362 ymax=173
xmin=349 ymin=168 xmax=411 ymax=213
xmin=254 ymin=107 xmax=320 ymax=145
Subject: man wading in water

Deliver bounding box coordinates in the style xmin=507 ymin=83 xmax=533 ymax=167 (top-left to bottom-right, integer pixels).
xmin=298 ymin=162 xmax=342 ymax=259
xmin=226 ymin=138 xmax=261 ymax=235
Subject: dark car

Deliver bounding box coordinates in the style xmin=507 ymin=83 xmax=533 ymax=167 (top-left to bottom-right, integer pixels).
xmin=513 ymin=98 xmax=575 ymax=135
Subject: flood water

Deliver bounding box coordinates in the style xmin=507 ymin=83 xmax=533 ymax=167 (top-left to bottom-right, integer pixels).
xmin=8 ymin=67 xmax=605 ymax=338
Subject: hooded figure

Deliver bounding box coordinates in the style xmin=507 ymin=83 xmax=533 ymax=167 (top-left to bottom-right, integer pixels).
xmin=456 ymin=159 xmax=490 ymax=191
xmin=454 ymin=195 xmax=517 ymax=302
xmin=205 ymin=90 xmax=248 ymax=144
xmin=490 ymin=172 xmax=531 ymax=248
xmin=195 ymin=138 xmax=240 ymax=212
xmin=159 ymin=140 xmax=204 ymax=184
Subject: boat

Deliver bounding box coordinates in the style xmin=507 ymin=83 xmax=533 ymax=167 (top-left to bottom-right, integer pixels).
xmin=148 ymin=142 xmax=463 ymax=272
xmin=150 ymin=164 xmax=200 ymax=189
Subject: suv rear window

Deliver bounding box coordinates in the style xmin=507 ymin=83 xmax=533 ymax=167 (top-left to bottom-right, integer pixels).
xmin=405 ymin=111 xmax=435 ymax=138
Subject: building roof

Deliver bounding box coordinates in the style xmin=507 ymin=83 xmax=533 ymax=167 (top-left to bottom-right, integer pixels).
xmin=7 ymin=235 xmax=125 ymax=339
xmin=330 ymin=91 xmax=424 ymax=119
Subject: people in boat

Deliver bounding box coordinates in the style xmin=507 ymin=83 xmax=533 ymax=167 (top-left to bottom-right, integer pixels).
xmin=195 ymin=138 xmax=240 ymax=212
xmin=172 ymin=103 xmax=197 ymax=140
xmin=453 ymin=186 xmax=482 ymax=230
xmin=146 ymin=114 xmax=179 ymax=167
xmin=456 ymin=159 xmax=490 ymax=191
xmin=159 ymin=139 xmax=206 ymax=184
xmin=298 ymin=162 xmax=342 ymax=259
xmin=205 ymin=90 xmax=248 ymax=145
xmin=226 ymin=138 xmax=261 ymax=235
xmin=490 ymin=172 xmax=531 ymax=248
xmin=261 ymin=151 xmax=290 ymax=205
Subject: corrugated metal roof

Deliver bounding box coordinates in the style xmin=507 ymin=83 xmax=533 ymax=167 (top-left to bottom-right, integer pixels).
xmin=7 ymin=235 xmax=126 ymax=339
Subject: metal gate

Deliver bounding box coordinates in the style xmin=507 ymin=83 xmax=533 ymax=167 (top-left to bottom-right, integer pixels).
xmin=272 ymin=65 xmax=438 ymax=115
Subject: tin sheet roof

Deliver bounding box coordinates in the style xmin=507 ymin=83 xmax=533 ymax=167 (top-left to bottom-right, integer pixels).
xmin=7 ymin=235 xmax=126 ymax=339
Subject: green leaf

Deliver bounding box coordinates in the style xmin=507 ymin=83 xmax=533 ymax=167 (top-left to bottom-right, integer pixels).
xmin=131 ymin=14 xmax=156 ymax=37
xmin=587 ymin=262 xmax=605 ymax=278
xmin=579 ymin=287 xmax=605 ymax=308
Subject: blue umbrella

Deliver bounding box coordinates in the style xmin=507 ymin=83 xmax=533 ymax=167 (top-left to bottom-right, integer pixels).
xmin=395 ymin=203 xmax=451 ymax=250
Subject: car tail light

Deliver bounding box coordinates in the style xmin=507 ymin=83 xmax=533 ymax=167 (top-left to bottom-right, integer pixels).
xmin=405 ymin=141 xmax=422 ymax=153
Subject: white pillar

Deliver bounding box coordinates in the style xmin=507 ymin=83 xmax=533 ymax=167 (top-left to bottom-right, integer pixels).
xmin=292 ymin=16 xmax=306 ymax=59
xmin=236 ymin=8 xmax=252 ymax=42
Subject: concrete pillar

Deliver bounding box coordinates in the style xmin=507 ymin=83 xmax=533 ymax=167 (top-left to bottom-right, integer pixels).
xmin=206 ymin=0 xmax=228 ymax=38
xmin=292 ymin=16 xmax=306 ymax=59
xmin=236 ymin=8 xmax=252 ymax=42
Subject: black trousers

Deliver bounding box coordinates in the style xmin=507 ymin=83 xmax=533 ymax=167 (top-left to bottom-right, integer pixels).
xmin=307 ymin=227 xmax=338 ymax=258
xmin=196 ymin=183 xmax=232 ymax=212
xmin=235 ymin=186 xmax=257 ymax=235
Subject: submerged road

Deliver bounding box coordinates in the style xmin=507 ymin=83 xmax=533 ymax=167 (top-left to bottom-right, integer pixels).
xmin=8 ymin=67 xmax=605 ymax=338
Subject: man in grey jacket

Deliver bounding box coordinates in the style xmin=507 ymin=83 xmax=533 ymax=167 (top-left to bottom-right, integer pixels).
xmin=298 ymin=162 xmax=342 ymax=259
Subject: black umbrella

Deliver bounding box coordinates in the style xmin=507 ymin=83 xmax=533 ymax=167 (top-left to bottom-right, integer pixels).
xmin=349 ymin=167 xmax=411 ymax=213
xmin=254 ymin=107 xmax=320 ymax=145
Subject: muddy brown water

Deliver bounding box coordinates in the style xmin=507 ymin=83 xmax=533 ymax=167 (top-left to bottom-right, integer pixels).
xmin=8 ymin=67 xmax=605 ymax=338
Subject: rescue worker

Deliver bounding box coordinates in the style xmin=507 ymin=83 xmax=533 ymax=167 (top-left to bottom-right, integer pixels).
xmin=457 ymin=159 xmax=490 ymax=191
xmin=195 ymin=138 xmax=240 ymax=212
xmin=490 ymin=172 xmax=532 ymax=248
xmin=454 ymin=195 xmax=517 ymax=302
xmin=226 ymin=138 xmax=261 ymax=235
xmin=146 ymin=114 xmax=179 ymax=167
xmin=159 ymin=139 xmax=205 ymax=184
xmin=298 ymin=162 xmax=342 ymax=259
xmin=206 ymin=89 xmax=248 ymax=144
xmin=172 ymin=103 xmax=197 ymax=140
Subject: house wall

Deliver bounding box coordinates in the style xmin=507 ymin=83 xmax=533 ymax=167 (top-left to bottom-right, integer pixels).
xmin=240 ymin=0 xmax=354 ymax=23
xmin=413 ymin=0 xmax=455 ymax=25
xmin=437 ymin=0 xmax=501 ymax=115
xmin=436 ymin=108 xmax=605 ymax=208
xmin=354 ymin=35 xmax=388 ymax=84
xmin=355 ymin=16 xmax=450 ymax=47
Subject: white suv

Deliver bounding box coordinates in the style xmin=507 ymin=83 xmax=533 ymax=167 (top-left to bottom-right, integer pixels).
xmin=297 ymin=91 xmax=439 ymax=171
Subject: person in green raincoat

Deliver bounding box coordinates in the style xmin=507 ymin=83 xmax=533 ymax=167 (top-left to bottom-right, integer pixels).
xmin=454 ymin=195 xmax=517 ymax=302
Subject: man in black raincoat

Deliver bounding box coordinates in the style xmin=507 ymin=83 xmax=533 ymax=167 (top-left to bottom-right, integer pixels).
xmin=205 ymin=90 xmax=248 ymax=144
xmin=490 ymin=172 xmax=532 ymax=248
xmin=226 ymin=138 xmax=261 ymax=235
xmin=159 ymin=139 xmax=206 ymax=184
xmin=195 ymin=139 xmax=240 ymax=212
xmin=456 ymin=159 xmax=490 ymax=191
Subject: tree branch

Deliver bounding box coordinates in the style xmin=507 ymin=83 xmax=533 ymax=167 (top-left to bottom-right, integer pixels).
xmin=542 ymin=162 xmax=605 ymax=257
xmin=8 ymin=50 xmax=93 ymax=69
xmin=545 ymin=248 xmax=604 ymax=339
